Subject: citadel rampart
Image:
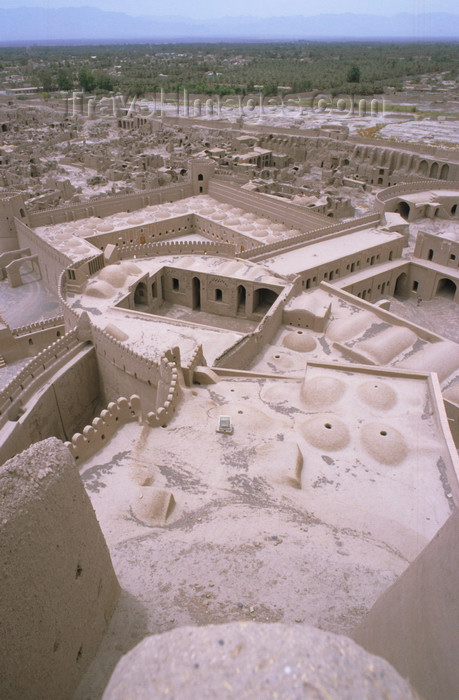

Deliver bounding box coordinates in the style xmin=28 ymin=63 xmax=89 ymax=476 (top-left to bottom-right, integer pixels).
xmin=0 ymin=331 xmax=100 ymax=465
xmin=0 ymin=314 xmax=65 ymax=363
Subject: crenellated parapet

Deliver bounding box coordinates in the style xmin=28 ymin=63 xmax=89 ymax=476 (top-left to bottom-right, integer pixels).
xmin=65 ymin=395 xmax=142 ymax=462
xmin=146 ymin=355 xmax=181 ymax=428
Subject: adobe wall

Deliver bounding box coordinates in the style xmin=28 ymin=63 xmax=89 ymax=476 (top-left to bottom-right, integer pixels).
xmin=240 ymin=214 xmax=382 ymax=262
xmin=127 ymin=264 xmax=285 ymax=322
xmin=117 ymin=239 xmax=236 ymax=262
xmin=376 ymin=181 xmax=459 ymax=217
xmin=294 ymin=236 xmax=404 ymax=293
xmin=0 ymin=344 xmax=100 ymax=465
xmin=58 ymin=270 xmax=182 ymax=418
xmin=319 ymin=282 xmax=451 ymax=344
xmin=353 ymin=507 xmax=459 ymax=700
xmin=209 ymin=180 xmax=328 ymax=231
xmin=66 ymin=394 xmax=142 ymax=463
xmin=27 ymin=182 xmax=193 ymax=228
xmin=414 ymin=230 xmax=459 ymax=268
xmin=348 ymin=133 xmax=459 ymax=162
xmin=0 ymin=330 xmax=80 ymax=422
xmin=15 ymin=217 xmax=72 ymax=290
xmin=341 ymin=260 xmax=459 ymax=304
xmin=0 ymin=437 xmax=119 ymax=700
xmin=87 ymin=214 xmax=195 ymax=251
xmin=0 ymin=192 xmax=28 ymax=253
xmin=0 ymin=247 xmax=31 ymax=277
xmin=90 ymin=324 xmax=159 ymax=409
xmin=85 ymin=213 xmax=259 ymax=256
xmin=194 ymin=213 xmax=259 ymax=253
xmin=444 ymin=399 xmax=459 ymax=446
xmin=0 ymin=317 xmax=65 ymax=363
xmin=340 ymin=261 xmax=410 ymax=302
xmin=214 ymin=284 xmax=294 ymax=369
xmin=256 ymin=129 xmax=459 ymax=184
xmin=409 ymin=261 xmax=459 ymax=303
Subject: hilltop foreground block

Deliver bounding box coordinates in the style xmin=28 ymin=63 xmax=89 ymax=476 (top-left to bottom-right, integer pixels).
xmin=0 ymin=438 xmax=119 ymax=700
xmin=102 ymin=621 xmax=421 ymax=700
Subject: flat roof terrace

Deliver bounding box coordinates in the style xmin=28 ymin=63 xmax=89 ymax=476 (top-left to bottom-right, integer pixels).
xmin=262 ymin=228 xmax=403 ymax=277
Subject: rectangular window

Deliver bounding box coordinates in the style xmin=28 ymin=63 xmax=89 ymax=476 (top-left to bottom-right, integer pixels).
xmin=215 ymin=288 xmax=223 ymax=301
xmin=172 ymin=277 xmax=179 ymax=291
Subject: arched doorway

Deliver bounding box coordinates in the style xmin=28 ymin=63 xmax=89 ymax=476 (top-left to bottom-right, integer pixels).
xmin=394 ymin=272 xmax=409 ymax=299
xmin=436 ymin=278 xmax=457 ymax=300
xmin=134 ymin=281 xmax=147 ymax=307
xmin=430 ymin=162 xmax=439 ymax=179
xmin=253 ymin=288 xmax=279 ymax=314
xmin=396 ymin=201 xmax=411 ymax=221
xmin=418 ymin=160 xmax=429 ymax=176
xmin=440 ymin=164 xmax=449 ymax=180
xmin=237 ymin=285 xmax=246 ymax=315
xmin=192 ymin=276 xmax=201 ymax=310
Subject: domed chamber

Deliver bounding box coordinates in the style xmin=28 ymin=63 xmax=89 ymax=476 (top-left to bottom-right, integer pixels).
xmin=120 ymin=261 xmax=142 ymax=276
xmin=98 ymin=265 xmax=129 ymax=288
xmin=360 ymin=423 xmax=408 ymax=465
xmin=85 ymin=280 xmax=115 ymax=298
xmin=357 ymin=381 xmax=397 ymax=411
xmin=301 ymin=375 xmax=346 ymax=409
xmin=283 ymin=331 xmax=316 ymax=353
xmin=300 ymin=414 xmax=350 ymax=451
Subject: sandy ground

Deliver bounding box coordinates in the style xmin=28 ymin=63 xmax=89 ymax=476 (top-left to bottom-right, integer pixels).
xmin=387 ymin=295 xmax=459 ymax=345
xmin=73 ymin=362 xmax=454 ymax=699
xmin=0 ymin=276 xmax=61 ymax=329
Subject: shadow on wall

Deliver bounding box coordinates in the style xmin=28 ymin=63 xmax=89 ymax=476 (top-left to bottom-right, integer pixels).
xmin=73 ymin=589 xmax=150 ymax=700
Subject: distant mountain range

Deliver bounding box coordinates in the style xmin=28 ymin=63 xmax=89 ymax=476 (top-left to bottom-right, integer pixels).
xmin=1 ymin=7 xmax=459 ymax=43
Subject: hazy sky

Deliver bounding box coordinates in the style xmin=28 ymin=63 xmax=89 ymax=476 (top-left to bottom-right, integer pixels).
xmin=1 ymin=0 xmax=459 ymax=17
